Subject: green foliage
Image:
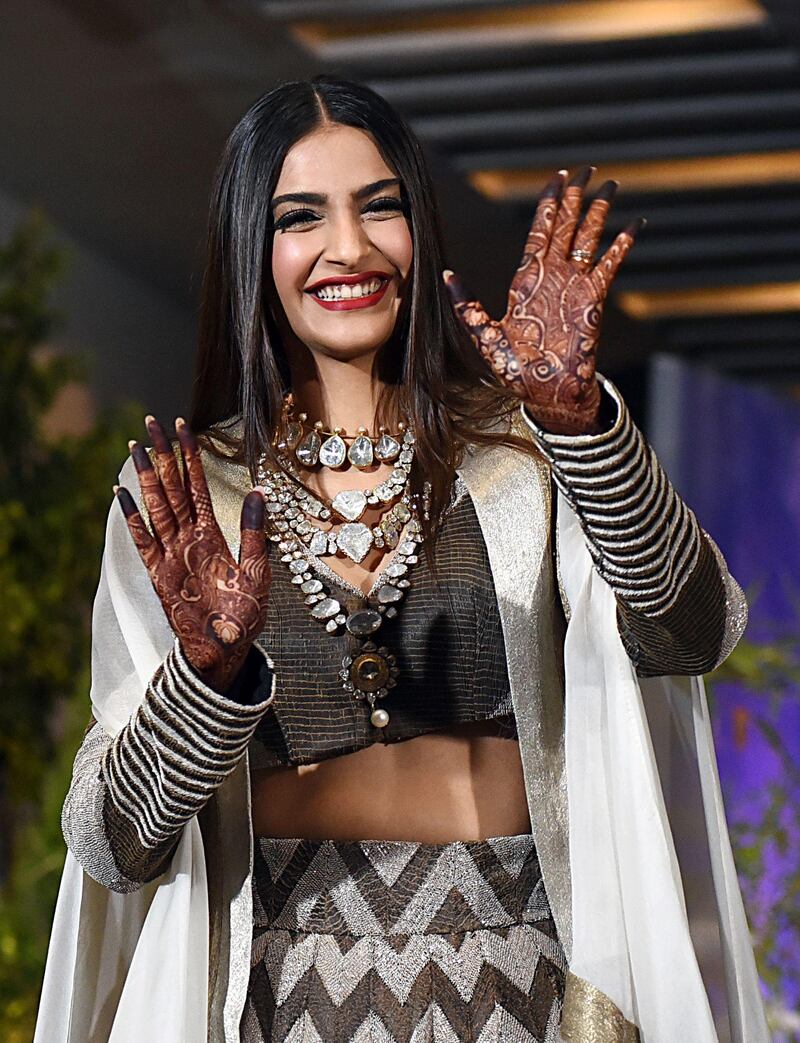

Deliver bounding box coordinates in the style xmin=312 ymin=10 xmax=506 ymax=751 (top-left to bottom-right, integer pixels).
xmin=0 ymin=211 xmax=141 ymax=1039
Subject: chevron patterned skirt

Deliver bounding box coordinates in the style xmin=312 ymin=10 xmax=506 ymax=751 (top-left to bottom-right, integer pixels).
xmin=240 ymin=834 xmax=566 ymax=1042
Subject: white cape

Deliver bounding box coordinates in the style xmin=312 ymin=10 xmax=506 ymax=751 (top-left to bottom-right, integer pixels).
xmin=557 ymin=496 xmax=768 ymax=1042
xmin=34 ymin=458 xmax=768 ymax=1042
xmin=34 ymin=457 xmax=210 ymax=1043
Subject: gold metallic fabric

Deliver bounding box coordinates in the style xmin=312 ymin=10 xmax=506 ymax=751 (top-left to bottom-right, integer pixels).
xmin=457 ymin=435 xmax=573 ymax=960
xmin=561 ymin=971 xmax=640 ymax=1043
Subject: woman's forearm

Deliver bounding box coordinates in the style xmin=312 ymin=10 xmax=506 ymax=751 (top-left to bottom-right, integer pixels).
xmin=522 ymin=375 xmax=747 ymax=675
xmin=62 ymin=640 xmax=274 ymax=892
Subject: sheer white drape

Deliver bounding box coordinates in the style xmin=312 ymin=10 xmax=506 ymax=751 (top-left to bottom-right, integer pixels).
xmin=34 ymin=456 xmax=210 ymax=1043
xmin=558 ymin=494 xmax=768 ymax=1042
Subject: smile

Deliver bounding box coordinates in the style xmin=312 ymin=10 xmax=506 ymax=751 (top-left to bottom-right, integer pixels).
xmin=306 ymin=274 xmax=391 ymax=311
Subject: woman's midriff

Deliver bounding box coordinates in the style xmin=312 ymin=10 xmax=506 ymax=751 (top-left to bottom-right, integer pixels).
xmin=249 ymin=721 xmax=532 ymax=842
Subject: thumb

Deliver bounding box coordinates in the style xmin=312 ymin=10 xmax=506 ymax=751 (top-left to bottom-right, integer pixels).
xmin=238 ymin=489 xmax=267 ymax=568
xmin=443 ymin=269 xmax=493 ymax=337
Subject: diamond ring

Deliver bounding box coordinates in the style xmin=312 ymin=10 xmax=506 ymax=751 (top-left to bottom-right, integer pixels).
xmin=570 ymin=249 xmax=594 ymax=264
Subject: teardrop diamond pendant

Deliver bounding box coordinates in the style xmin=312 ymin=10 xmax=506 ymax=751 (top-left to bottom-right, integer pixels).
xmin=319 ymin=432 xmax=347 ymax=468
xmin=348 ymin=433 xmax=374 ymax=469
xmin=374 ymin=433 xmax=401 ymax=462
xmin=296 ymin=430 xmax=321 ymax=467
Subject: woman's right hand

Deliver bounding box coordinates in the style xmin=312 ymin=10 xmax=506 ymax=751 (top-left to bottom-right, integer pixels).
xmin=115 ymin=416 xmax=271 ymax=693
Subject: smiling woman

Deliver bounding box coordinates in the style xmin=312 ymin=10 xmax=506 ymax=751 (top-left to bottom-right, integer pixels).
xmin=35 ymin=77 xmax=768 ymax=1043
xmin=269 ymin=128 xmax=412 ymax=358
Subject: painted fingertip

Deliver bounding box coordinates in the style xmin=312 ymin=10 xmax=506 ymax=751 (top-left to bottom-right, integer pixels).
xmin=128 ymin=439 xmax=137 ymax=451
xmin=557 ymin=168 xmax=568 ymax=176
xmin=442 ymin=269 xmax=454 ymax=282
xmin=568 ymin=165 xmax=594 ymax=189
xmin=112 ymin=484 xmax=120 ymax=494
xmin=115 ymin=486 xmax=138 ymax=518
xmin=145 ymin=414 xmax=155 ymax=425
xmin=175 ymin=417 xmax=186 ymax=429
xmin=594 ymin=180 xmax=619 ymax=202
xmin=241 ymin=490 xmax=264 ymax=530
xmin=130 ymin=443 xmax=154 ymax=471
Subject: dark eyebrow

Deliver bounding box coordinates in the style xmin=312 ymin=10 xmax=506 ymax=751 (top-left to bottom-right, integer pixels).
xmin=270 ymin=178 xmax=401 ymax=210
xmin=271 ymin=191 xmax=326 ymax=210
xmin=355 ymin=177 xmax=400 ymax=200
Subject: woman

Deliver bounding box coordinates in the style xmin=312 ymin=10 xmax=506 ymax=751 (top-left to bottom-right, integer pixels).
xmin=36 ymin=78 xmax=767 ymax=1043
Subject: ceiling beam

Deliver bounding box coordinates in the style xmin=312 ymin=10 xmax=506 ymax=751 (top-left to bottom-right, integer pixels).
xmin=412 ymin=90 xmax=800 ymax=148
xmin=368 ymin=48 xmax=799 ymax=113
xmin=759 ymin=0 xmax=800 ymax=48
xmin=616 ymin=262 xmax=800 ymax=292
xmin=658 ymin=314 xmax=800 ymax=347
xmin=258 ymin=0 xmax=536 ymax=17
xmin=457 ymin=131 xmax=800 ymax=176
xmin=599 ymin=194 xmax=800 ymax=232
xmin=608 ymin=229 xmax=800 ymax=267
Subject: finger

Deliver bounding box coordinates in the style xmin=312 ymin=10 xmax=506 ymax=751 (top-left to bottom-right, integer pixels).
xmin=571 ymin=180 xmax=618 ymax=263
xmin=239 ymin=490 xmax=270 ymax=583
xmin=521 ymin=171 xmax=565 ymax=261
xmin=443 ymin=270 xmax=494 ymax=340
xmin=146 ymin=415 xmax=192 ymax=529
xmin=115 ymin=485 xmax=161 ymax=571
xmin=175 ymin=418 xmax=215 ymax=528
xmin=594 ymin=218 xmax=645 ymax=287
xmin=129 ymin=440 xmax=175 ymax=548
xmin=549 ymin=165 xmax=595 ymax=259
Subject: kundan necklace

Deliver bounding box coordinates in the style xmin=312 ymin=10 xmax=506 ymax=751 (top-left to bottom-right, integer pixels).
xmin=277 ymin=393 xmax=407 ymax=471
xmin=257 ymin=424 xmax=429 ymax=730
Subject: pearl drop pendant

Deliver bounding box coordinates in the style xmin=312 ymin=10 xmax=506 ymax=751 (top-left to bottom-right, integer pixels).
xmin=370 ymin=708 xmax=390 ymax=728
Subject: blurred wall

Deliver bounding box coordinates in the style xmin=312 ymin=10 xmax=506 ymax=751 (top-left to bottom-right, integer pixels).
xmin=0 ymin=186 xmax=196 ymax=423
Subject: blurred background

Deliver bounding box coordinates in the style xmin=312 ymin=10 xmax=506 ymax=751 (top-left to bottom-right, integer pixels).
xmin=1 ymin=0 xmax=798 ymax=1039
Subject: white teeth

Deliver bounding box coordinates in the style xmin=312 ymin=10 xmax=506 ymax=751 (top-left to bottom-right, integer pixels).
xmin=313 ymin=277 xmax=385 ymax=300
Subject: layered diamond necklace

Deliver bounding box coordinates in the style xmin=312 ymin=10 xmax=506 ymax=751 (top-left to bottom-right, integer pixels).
xmin=257 ymin=398 xmax=429 ymax=730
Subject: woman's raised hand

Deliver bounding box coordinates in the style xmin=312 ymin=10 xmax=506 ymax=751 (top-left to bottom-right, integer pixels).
xmin=445 ymin=166 xmax=644 ymax=435
xmin=115 ymin=417 xmax=271 ymax=693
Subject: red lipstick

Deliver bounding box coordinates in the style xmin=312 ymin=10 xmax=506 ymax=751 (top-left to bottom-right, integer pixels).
xmin=305 ymin=271 xmax=391 ymax=311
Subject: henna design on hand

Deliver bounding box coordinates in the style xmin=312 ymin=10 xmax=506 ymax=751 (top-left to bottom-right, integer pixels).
xmin=115 ymin=417 xmax=271 ymax=692
xmin=446 ymin=167 xmax=644 ymax=435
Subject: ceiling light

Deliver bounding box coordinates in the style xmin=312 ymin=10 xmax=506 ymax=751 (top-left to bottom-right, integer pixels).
xmin=619 ymin=283 xmax=800 ymax=319
xmin=469 ymin=151 xmax=800 ymax=199
xmin=291 ymin=1 xmax=766 ymax=60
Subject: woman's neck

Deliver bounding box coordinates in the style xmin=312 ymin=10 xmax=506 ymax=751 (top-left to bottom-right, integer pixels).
xmin=287 ymin=346 xmax=396 ymax=433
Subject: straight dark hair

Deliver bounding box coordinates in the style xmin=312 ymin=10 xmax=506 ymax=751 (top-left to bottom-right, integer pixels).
xmin=189 ymin=76 xmax=533 ymax=551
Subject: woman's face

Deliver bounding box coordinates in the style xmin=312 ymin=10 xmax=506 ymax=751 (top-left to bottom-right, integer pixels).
xmin=269 ymin=123 xmax=414 ymax=360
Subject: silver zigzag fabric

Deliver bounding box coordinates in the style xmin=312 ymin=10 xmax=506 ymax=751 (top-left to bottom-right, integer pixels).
xmin=241 ymin=833 xmax=566 ymax=1043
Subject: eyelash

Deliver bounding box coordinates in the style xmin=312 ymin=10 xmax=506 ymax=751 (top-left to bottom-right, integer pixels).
xmin=273 ymin=196 xmax=406 ymax=232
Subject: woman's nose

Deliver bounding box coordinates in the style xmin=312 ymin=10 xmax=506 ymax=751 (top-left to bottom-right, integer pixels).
xmin=324 ymin=214 xmax=371 ymax=268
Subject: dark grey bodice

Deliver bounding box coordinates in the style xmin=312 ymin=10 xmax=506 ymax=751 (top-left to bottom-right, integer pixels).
xmin=250 ymin=483 xmax=519 ymax=768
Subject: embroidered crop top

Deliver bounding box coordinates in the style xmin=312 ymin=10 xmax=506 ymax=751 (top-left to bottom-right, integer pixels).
xmin=247 ymin=479 xmax=519 ymax=769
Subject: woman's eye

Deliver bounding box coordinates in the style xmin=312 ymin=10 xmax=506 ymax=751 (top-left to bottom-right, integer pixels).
xmin=273 ymin=209 xmax=320 ymax=232
xmin=363 ymin=197 xmax=406 ymax=218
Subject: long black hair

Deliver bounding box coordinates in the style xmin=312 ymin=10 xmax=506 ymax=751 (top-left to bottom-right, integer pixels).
xmin=189 ymin=76 xmax=528 ymax=546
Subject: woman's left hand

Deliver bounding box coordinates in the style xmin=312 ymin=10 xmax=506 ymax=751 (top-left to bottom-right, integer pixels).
xmin=445 ymin=166 xmax=644 ymax=435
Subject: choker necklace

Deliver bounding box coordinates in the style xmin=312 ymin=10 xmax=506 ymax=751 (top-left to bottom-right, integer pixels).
xmin=277 ymin=393 xmax=407 ymax=470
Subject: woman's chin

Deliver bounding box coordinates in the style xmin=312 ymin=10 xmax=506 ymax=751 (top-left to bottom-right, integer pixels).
xmin=302 ymin=323 xmax=397 ymax=360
